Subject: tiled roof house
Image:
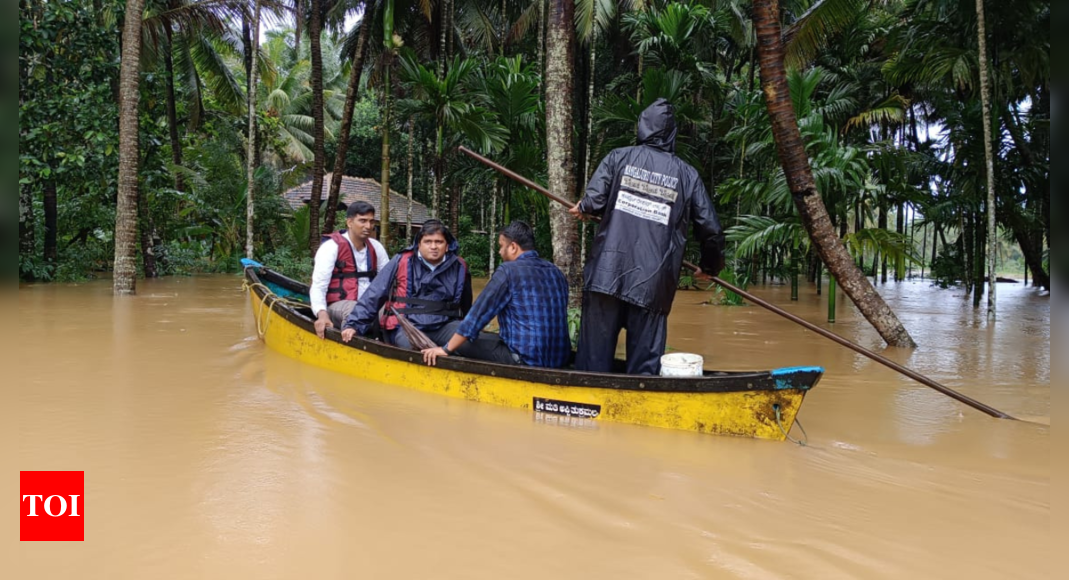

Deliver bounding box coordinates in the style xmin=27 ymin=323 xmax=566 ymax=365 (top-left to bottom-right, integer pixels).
xmin=282 ymin=174 xmax=433 ymax=227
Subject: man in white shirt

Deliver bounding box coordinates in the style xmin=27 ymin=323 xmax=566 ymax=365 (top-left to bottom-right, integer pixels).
xmin=311 ymin=201 xmax=390 ymax=338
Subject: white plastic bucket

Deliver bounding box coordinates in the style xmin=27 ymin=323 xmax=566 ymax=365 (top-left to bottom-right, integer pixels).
xmin=659 ymin=352 xmax=704 ymax=377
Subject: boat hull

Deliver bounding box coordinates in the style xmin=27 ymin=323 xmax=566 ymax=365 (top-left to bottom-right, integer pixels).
xmin=245 ymin=267 xmax=819 ymax=440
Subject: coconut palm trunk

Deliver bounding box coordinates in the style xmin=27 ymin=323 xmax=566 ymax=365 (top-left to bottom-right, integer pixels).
xmin=245 ymin=0 xmax=261 ymax=259
xmin=974 ymin=0 xmax=997 ymax=317
xmin=752 ymin=0 xmax=915 ymax=347
xmin=545 ymin=0 xmax=581 ymax=299
xmin=114 ymin=0 xmax=146 ymax=295
xmin=307 ymin=0 xmax=326 ymax=254
xmin=324 ymin=0 xmax=375 ymax=233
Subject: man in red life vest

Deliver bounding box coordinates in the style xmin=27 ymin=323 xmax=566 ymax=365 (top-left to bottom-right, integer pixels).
xmin=311 ymin=201 xmax=390 ymax=338
xmin=340 ymin=220 xmax=474 ymax=351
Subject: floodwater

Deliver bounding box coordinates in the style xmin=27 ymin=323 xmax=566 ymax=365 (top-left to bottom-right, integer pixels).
xmin=9 ymin=275 xmax=1050 ymax=579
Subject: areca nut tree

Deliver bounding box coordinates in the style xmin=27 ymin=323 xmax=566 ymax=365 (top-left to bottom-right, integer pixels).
xmin=752 ymin=0 xmax=916 ymax=348
xmin=115 ymin=0 xmax=147 ymax=296
xmin=379 ymin=0 xmax=395 ymax=249
xmin=324 ymin=0 xmax=375 ymax=233
xmin=307 ymin=0 xmax=328 ymax=255
xmin=975 ymin=0 xmax=997 ymax=318
xmin=396 ymin=53 xmax=505 ymax=230
xmin=246 ymin=0 xmax=262 ymax=259
xmin=545 ymin=0 xmax=581 ymax=297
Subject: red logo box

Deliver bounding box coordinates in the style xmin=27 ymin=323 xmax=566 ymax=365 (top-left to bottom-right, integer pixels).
xmin=20 ymin=471 xmax=84 ymax=541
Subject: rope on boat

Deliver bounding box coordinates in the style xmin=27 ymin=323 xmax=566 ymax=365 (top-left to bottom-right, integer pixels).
xmin=774 ymin=404 xmax=808 ymax=447
xmin=243 ymin=280 xmax=306 ymax=339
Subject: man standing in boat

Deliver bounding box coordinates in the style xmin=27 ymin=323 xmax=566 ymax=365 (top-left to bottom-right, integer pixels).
xmin=311 ymin=201 xmax=391 ymax=339
xmin=420 ymin=221 xmax=571 ymax=368
xmin=341 ymin=219 xmax=476 ymax=352
xmin=569 ymin=98 xmax=726 ymax=375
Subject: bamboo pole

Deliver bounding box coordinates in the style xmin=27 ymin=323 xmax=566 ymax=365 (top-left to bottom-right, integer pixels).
xmin=459 ymin=146 xmax=1018 ymax=421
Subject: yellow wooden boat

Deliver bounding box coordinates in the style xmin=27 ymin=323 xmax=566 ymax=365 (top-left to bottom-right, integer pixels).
xmin=243 ymin=262 xmax=822 ymax=440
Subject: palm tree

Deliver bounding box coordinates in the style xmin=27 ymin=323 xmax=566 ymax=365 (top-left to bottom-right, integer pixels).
xmin=257 ymin=30 xmax=347 ymax=165
xmin=115 ymin=0 xmax=147 ymax=295
xmin=307 ymin=0 xmax=327 ymax=254
xmin=752 ymin=0 xmax=915 ymax=347
xmin=324 ymin=0 xmax=376 ymax=233
xmin=396 ymin=53 xmax=506 ymax=229
xmin=973 ymin=0 xmax=996 ymax=317
xmin=141 ymin=0 xmax=244 ymax=192
xmin=246 ymin=0 xmax=262 ymax=259
xmin=545 ymin=0 xmax=580 ymax=296
xmin=376 ymin=0 xmax=398 ymax=248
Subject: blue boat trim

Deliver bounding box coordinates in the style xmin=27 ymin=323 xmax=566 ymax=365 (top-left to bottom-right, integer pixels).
xmin=770 ymin=366 xmax=825 ymax=390
xmin=241 ymin=258 xmax=264 ymax=269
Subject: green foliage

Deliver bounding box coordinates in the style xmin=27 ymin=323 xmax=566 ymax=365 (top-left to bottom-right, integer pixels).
xmin=567 ymin=307 xmax=582 ymax=351
xmin=842 ymin=228 xmax=923 ymax=268
xmin=17 ymin=0 xmax=1047 ymax=298
xmin=457 ymin=215 xmax=491 ymax=278
xmin=260 ymin=247 xmax=315 ymax=282
xmin=711 ymin=266 xmax=748 ymax=306
xmin=929 ymin=245 xmax=966 ymax=289
xmin=20 ymin=0 xmax=122 ymax=281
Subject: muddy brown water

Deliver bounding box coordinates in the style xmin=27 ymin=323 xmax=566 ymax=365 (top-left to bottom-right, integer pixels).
xmin=9 ymin=276 xmax=1049 ymax=578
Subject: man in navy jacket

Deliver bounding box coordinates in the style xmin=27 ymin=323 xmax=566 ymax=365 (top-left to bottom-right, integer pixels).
xmin=341 ymin=219 xmax=473 ymax=350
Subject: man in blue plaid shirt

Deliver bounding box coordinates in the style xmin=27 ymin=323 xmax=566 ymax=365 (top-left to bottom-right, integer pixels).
xmin=421 ymin=221 xmax=571 ymax=368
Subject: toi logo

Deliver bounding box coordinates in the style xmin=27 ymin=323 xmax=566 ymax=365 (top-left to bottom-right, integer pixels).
xmin=20 ymin=471 xmax=84 ymax=541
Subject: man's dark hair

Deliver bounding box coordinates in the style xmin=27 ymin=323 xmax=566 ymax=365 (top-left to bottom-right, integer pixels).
xmin=417 ymin=219 xmax=455 ymax=245
xmin=499 ymin=220 xmax=536 ymax=251
xmin=346 ymin=201 xmax=376 ymax=219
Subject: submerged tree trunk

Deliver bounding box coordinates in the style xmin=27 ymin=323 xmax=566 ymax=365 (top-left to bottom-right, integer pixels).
xmin=307 ymin=0 xmax=326 ymax=255
xmin=973 ymin=214 xmax=986 ymax=308
xmin=878 ymin=204 xmax=888 ymax=283
xmin=975 ymin=0 xmax=997 ymax=316
xmin=895 ymin=203 xmax=905 ymax=281
xmin=753 ymin=0 xmax=915 ymax=347
xmin=1038 ymin=86 xmax=1050 ymax=260
xmin=43 ymin=176 xmax=57 ymax=265
xmin=139 ymin=185 xmax=157 ymax=278
xmin=325 ymin=0 xmax=375 ymax=233
xmin=20 ymin=182 xmax=34 ymax=275
xmin=245 ymin=0 xmax=261 ymax=259
xmin=114 ymin=0 xmax=145 ymax=295
xmin=1005 ymin=98 xmax=1050 ymax=291
xmin=545 ymin=0 xmax=581 ymax=300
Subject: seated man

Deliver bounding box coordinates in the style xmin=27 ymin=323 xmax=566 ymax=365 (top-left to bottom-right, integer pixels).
xmin=341 ymin=220 xmax=474 ymax=350
xmin=421 ymin=221 xmax=571 ymax=369
xmin=311 ymin=201 xmax=390 ymax=338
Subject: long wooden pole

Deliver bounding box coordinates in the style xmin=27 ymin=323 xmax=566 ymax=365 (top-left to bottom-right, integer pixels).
xmin=458 ymin=146 xmax=1017 ymax=421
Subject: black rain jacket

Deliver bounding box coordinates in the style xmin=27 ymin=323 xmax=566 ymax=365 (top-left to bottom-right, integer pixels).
xmin=577 ymin=98 xmax=725 ymax=315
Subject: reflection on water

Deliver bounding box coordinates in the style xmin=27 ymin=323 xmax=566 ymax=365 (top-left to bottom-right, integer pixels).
xmin=12 ymin=275 xmax=1049 ymax=578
